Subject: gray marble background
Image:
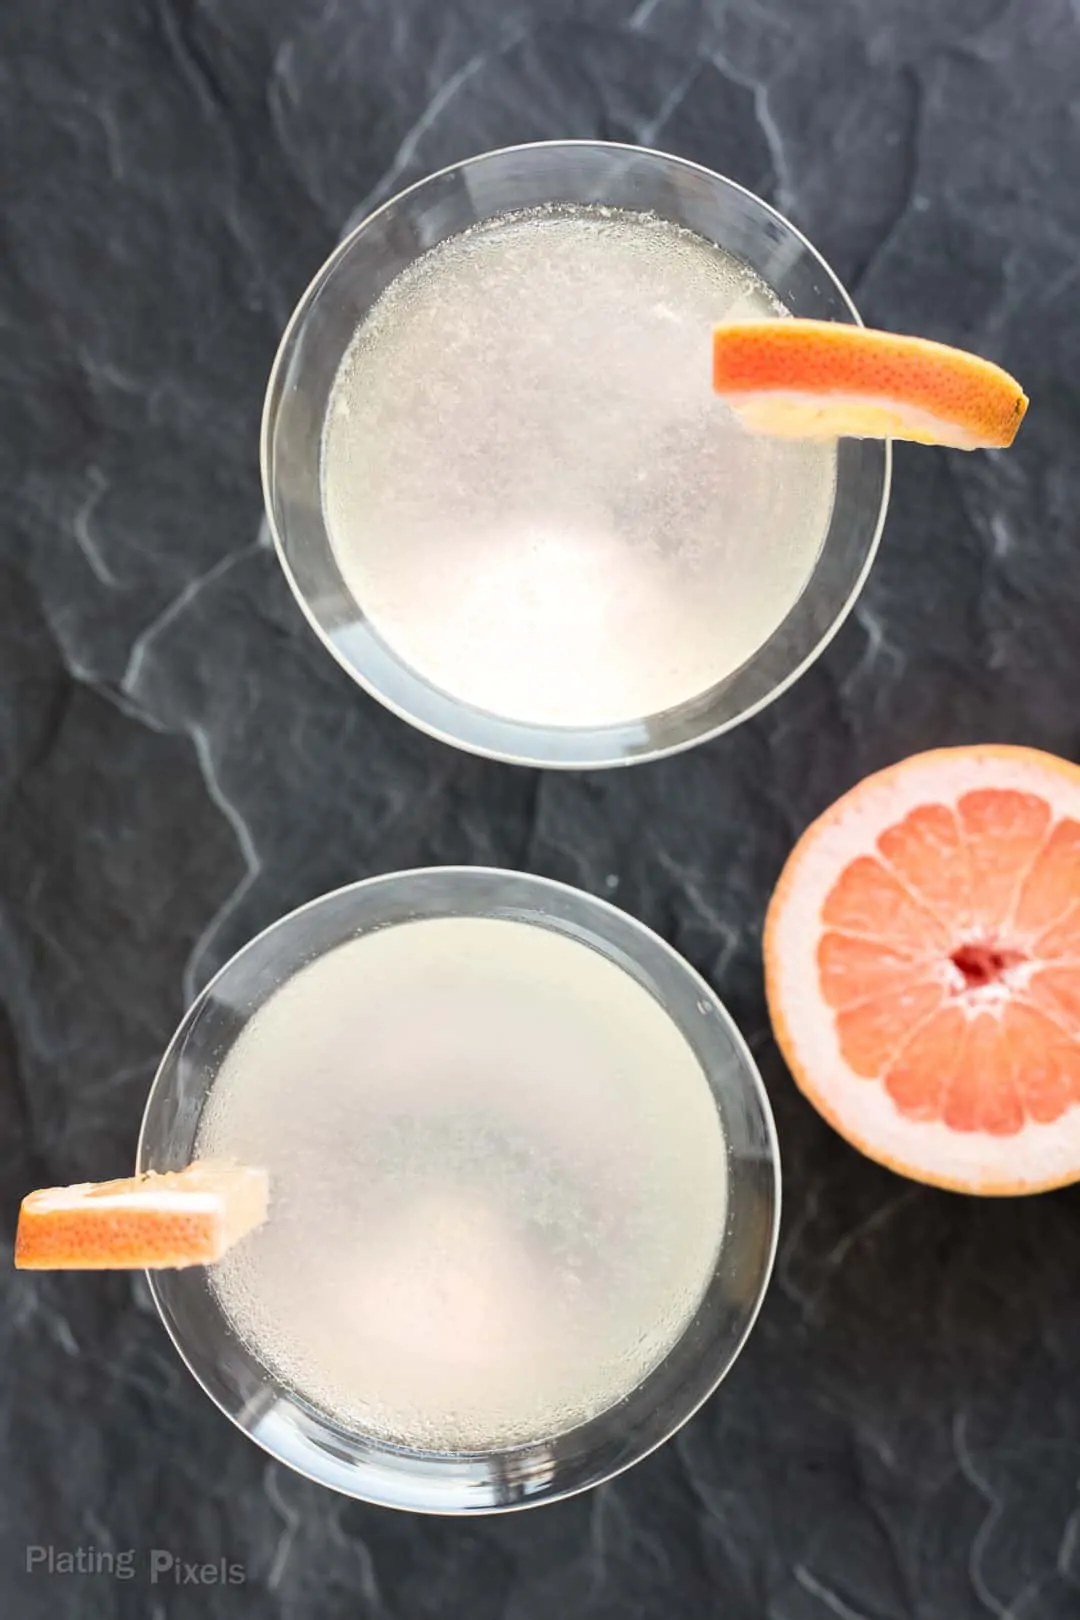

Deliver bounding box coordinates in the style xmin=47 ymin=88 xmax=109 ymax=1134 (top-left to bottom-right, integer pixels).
xmin=3 ymin=1 xmax=1080 ymax=1615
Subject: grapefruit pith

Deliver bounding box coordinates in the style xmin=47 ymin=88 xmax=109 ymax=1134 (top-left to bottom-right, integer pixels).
xmin=764 ymin=746 xmax=1080 ymax=1194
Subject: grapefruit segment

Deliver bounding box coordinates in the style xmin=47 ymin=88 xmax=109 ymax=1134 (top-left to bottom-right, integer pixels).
xmin=876 ymin=803 xmax=969 ymax=920
xmin=821 ymin=856 xmax=949 ymax=950
xmin=960 ymin=1014 xmax=1023 ymax=1137
xmin=1015 ymin=819 xmax=1080 ymax=935
xmin=14 ymin=1163 xmax=269 ymax=1270
xmin=764 ymin=745 xmax=1080 ymax=1194
xmin=712 ymin=320 xmax=1028 ymax=449
xmin=817 ymin=933 xmax=933 ymax=1010
xmin=883 ymin=1006 xmax=964 ymax=1122
xmin=956 ymin=789 xmax=1051 ymax=932
xmin=1002 ymin=1002 xmax=1079 ymax=1124
xmin=1035 ymin=903 xmax=1080 ymax=960
xmin=835 ymin=982 xmax=945 ymax=1078
xmin=1028 ymin=967 xmax=1080 ymax=1033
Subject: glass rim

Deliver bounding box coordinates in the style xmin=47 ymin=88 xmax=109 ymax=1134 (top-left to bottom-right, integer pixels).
xmin=261 ymin=138 xmax=891 ymax=768
xmin=138 ymin=865 xmax=781 ymax=1512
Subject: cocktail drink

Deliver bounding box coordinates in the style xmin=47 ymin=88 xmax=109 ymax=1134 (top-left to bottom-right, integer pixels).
xmin=321 ymin=207 xmax=835 ymax=731
xmin=264 ymin=143 xmax=890 ymax=768
xmin=199 ymin=914 xmax=727 ymax=1452
xmin=140 ymin=869 xmax=779 ymax=1511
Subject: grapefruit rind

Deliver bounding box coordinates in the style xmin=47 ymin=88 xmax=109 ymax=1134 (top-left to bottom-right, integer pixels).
xmin=14 ymin=1163 xmax=269 ymax=1270
xmin=764 ymin=746 xmax=1080 ymax=1195
xmin=713 ymin=321 xmax=1028 ymax=451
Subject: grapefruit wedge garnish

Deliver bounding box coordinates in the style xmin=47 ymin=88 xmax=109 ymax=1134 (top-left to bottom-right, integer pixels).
xmin=765 ymin=746 xmax=1080 ymax=1194
xmin=713 ymin=320 xmax=1028 ymax=449
xmin=14 ymin=1163 xmax=269 ymax=1269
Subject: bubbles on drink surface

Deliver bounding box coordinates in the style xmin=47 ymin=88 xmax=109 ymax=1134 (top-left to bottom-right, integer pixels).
xmin=322 ymin=205 xmax=837 ymax=729
xmin=198 ymin=918 xmax=728 ymax=1451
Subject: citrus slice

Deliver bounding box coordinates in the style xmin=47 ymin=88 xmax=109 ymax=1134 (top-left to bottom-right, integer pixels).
xmin=764 ymin=746 xmax=1080 ymax=1194
xmin=14 ymin=1163 xmax=269 ymax=1269
xmin=712 ymin=320 xmax=1028 ymax=449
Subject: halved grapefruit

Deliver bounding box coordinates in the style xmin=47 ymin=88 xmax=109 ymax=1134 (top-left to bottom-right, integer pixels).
xmin=764 ymin=746 xmax=1080 ymax=1194
xmin=713 ymin=321 xmax=1028 ymax=450
xmin=14 ymin=1163 xmax=269 ymax=1269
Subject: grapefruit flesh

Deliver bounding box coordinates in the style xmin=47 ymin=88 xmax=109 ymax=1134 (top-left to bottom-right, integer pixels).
xmin=713 ymin=321 xmax=1028 ymax=450
xmin=764 ymin=746 xmax=1080 ymax=1194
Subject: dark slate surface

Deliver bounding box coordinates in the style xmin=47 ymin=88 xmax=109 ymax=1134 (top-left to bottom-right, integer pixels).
xmin=3 ymin=0 xmax=1080 ymax=1615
